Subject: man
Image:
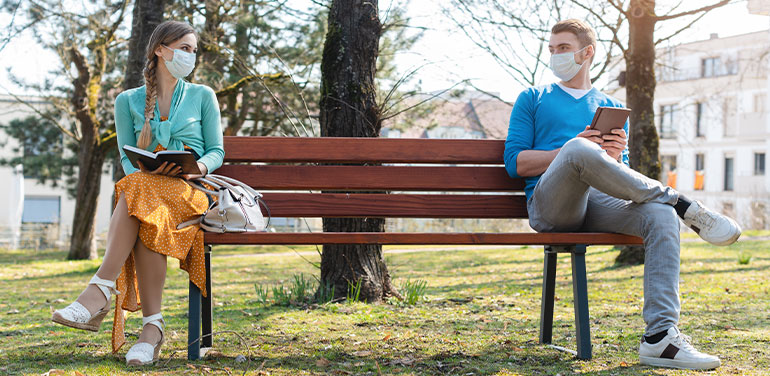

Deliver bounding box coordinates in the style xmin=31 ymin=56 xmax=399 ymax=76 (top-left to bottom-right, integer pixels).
xmin=504 ymin=19 xmax=741 ymax=370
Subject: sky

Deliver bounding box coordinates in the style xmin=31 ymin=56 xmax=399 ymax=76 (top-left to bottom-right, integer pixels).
xmin=1 ymin=0 xmax=769 ymax=102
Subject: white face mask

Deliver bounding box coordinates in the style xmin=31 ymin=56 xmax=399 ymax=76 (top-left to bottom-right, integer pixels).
xmin=161 ymin=45 xmax=196 ymax=79
xmin=549 ymin=46 xmax=588 ymax=82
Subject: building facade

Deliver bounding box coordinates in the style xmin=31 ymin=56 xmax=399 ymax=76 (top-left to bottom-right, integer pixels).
xmin=608 ymin=29 xmax=770 ymax=230
xmin=0 ymin=95 xmax=115 ymax=248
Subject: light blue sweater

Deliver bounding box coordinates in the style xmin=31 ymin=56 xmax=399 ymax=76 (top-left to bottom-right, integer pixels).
xmin=504 ymin=83 xmax=629 ymax=200
xmin=114 ymin=79 xmax=224 ymax=175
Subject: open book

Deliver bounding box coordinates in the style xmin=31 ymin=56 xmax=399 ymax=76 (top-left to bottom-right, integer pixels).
xmin=123 ymin=145 xmax=201 ymax=175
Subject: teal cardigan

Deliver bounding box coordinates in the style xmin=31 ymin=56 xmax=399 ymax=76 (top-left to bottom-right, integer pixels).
xmin=114 ymin=79 xmax=225 ymax=175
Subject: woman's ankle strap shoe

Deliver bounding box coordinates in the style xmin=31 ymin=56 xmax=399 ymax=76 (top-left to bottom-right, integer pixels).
xmin=126 ymin=313 xmax=165 ymax=366
xmin=51 ymin=275 xmax=117 ymax=332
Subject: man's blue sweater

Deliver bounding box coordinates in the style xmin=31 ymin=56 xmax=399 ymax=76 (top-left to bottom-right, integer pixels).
xmin=503 ymin=83 xmax=630 ymax=200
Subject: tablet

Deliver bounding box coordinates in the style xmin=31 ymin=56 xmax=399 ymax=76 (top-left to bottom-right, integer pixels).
xmin=589 ymin=106 xmax=631 ymax=135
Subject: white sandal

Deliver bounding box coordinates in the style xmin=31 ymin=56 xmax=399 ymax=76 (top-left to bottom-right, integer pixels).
xmin=126 ymin=313 xmax=165 ymax=366
xmin=51 ymin=275 xmax=118 ymax=332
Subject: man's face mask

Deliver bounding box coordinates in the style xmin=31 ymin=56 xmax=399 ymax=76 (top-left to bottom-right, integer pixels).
xmin=549 ymin=45 xmax=589 ymax=82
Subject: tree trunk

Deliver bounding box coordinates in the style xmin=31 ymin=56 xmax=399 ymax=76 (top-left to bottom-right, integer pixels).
xmin=318 ymin=0 xmax=398 ymax=302
xmin=124 ymin=0 xmax=165 ymax=91
xmin=68 ymin=147 xmax=106 ymax=260
xmin=616 ymin=0 xmax=660 ymax=265
xmin=114 ymin=0 xmax=165 ymax=184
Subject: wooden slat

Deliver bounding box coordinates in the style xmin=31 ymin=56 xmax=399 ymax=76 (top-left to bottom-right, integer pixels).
xmin=259 ymin=192 xmax=527 ymax=218
xmin=223 ymin=136 xmax=505 ymax=164
xmin=216 ymin=165 xmax=524 ymax=191
xmin=204 ymin=232 xmax=644 ymax=245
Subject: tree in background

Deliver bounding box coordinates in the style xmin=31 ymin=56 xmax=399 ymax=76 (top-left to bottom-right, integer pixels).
xmin=447 ymin=0 xmax=729 ymax=265
xmin=113 ymin=0 xmax=167 ymax=183
xmin=318 ymin=0 xmax=400 ymax=302
xmin=3 ymin=0 xmax=128 ymax=260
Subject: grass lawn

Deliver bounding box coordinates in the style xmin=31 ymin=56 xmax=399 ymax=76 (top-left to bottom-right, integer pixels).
xmin=0 ymin=237 xmax=768 ymax=375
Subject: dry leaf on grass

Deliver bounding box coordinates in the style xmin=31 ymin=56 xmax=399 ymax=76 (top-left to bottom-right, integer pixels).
xmin=316 ymin=358 xmax=331 ymax=367
xmin=40 ymin=370 xmax=65 ymax=376
xmin=352 ymin=350 xmax=372 ymax=357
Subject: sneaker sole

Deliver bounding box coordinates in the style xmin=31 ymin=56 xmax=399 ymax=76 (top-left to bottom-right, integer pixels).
xmin=640 ymin=356 xmax=721 ymax=370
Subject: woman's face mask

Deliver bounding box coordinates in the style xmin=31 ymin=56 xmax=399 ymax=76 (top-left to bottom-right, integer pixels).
xmin=549 ymin=45 xmax=588 ymax=82
xmin=161 ymin=44 xmax=196 ymax=79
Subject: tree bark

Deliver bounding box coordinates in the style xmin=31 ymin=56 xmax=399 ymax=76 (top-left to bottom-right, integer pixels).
xmin=318 ymin=0 xmax=398 ymax=302
xmin=114 ymin=0 xmax=165 ymax=185
xmin=616 ymin=0 xmax=660 ymax=265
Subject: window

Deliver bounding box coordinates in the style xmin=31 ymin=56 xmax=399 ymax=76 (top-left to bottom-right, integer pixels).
xmin=756 ymin=153 xmax=766 ymax=176
xmin=695 ymin=102 xmax=704 ymax=137
xmin=22 ymin=196 xmax=61 ymax=224
xmin=660 ymin=104 xmax=676 ymax=139
xmin=754 ymin=93 xmax=766 ymax=113
xmin=702 ymin=57 xmax=721 ymax=78
xmin=695 ymin=153 xmax=705 ymax=171
xmin=724 ymin=157 xmax=734 ymax=191
xmin=661 ymin=155 xmax=677 ymax=187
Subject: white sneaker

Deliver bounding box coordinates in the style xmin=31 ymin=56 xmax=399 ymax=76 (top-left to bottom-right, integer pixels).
xmin=639 ymin=327 xmax=721 ymax=370
xmin=682 ymin=200 xmax=741 ymax=246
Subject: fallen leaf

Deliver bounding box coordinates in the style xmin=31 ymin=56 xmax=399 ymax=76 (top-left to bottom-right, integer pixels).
xmin=352 ymin=350 xmax=372 ymax=357
xmin=620 ymin=361 xmax=629 ymax=367
xmin=316 ymin=358 xmax=331 ymax=367
xmin=40 ymin=370 xmax=65 ymax=376
xmin=74 ymin=371 xmax=87 ymax=376
xmin=382 ymin=333 xmax=391 ymax=341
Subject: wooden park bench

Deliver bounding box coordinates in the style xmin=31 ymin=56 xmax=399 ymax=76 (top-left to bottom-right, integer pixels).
xmin=186 ymin=136 xmax=643 ymax=361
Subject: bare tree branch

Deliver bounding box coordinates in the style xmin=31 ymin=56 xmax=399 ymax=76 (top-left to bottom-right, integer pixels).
xmin=655 ymin=11 xmax=708 ymax=45
xmin=656 ymin=0 xmax=730 ymax=21
xmin=0 ymin=88 xmax=77 ymax=139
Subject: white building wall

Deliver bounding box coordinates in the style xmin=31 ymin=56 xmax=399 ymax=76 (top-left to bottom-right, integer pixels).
xmin=609 ymin=30 xmax=770 ymax=230
xmin=0 ymin=96 xmax=115 ymax=247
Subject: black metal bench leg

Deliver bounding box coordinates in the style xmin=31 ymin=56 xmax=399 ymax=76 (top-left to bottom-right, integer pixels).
xmin=571 ymin=244 xmax=592 ymax=360
xmin=540 ymin=246 xmax=558 ymax=344
xmin=202 ymin=245 xmax=213 ymax=349
xmin=188 ymin=278 xmax=202 ymax=360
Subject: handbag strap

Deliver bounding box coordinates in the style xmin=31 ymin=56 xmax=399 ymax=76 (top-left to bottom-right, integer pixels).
xmin=207 ymin=174 xmax=264 ymax=200
xmin=187 ymin=177 xmax=223 ymax=196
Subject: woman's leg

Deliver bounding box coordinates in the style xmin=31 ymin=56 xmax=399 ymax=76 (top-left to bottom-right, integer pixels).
xmin=76 ymin=193 xmax=139 ymax=314
xmin=133 ymin=238 xmax=166 ymax=345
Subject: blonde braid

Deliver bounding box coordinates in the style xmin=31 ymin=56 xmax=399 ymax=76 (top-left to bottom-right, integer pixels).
xmin=137 ymin=57 xmax=158 ymax=149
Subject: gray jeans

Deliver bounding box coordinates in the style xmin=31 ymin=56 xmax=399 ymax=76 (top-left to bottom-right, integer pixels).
xmin=527 ymin=137 xmax=680 ymax=335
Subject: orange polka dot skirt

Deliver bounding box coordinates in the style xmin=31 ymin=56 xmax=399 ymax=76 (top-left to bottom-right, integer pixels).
xmin=110 ymin=157 xmax=209 ymax=353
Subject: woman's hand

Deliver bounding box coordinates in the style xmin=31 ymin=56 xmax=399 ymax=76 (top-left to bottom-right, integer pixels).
xmin=181 ymin=162 xmax=208 ymax=180
xmin=138 ymin=161 xmax=182 ymax=177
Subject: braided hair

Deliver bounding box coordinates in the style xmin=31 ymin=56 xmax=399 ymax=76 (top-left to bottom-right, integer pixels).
xmin=136 ymin=21 xmax=197 ymax=149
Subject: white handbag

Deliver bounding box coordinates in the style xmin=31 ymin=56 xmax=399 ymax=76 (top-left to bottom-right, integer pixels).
xmin=178 ymin=174 xmax=270 ymax=233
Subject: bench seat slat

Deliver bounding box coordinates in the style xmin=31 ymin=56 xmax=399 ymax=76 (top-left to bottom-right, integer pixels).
xmin=223 ymin=136 xmax=505 ymax=164
xmin=203 ymin=232 xmax=644 ymax=245
xmin=216 ymin=165 xmax=524 ymax=191
xmin=259 ymin=192 xmax=528 ymax=218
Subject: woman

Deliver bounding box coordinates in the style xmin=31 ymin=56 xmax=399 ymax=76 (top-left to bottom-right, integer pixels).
xmin=51 ymin=21 xmax=224 ymax=366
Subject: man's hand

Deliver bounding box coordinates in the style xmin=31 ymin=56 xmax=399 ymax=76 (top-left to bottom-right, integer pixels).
xmin=576 ymin=125 xmax=603 ymax=145
xmin=601 ymin=128 xmax=627 ymax=161
xmin=138 ymin=161 xmax=182 ymax=177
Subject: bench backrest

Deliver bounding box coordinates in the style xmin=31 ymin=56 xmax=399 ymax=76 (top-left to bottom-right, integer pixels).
xmin=215 ymin=136 xmax=527 ymax=219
